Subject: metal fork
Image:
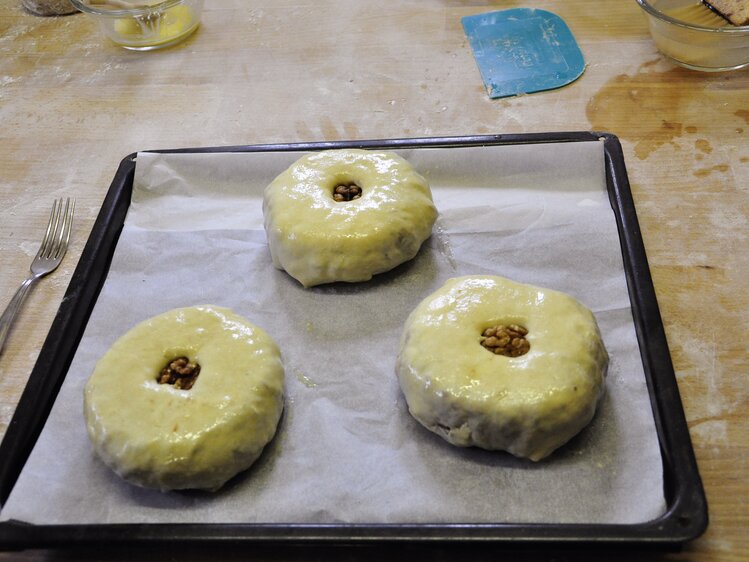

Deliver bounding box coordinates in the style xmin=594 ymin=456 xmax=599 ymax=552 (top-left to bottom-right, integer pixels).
xmin=0 ymin=198 xmax=75 ymax=355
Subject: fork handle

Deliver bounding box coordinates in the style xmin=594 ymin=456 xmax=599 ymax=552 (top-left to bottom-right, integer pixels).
xmin=0 ymin=276 xmax=38 ymax=356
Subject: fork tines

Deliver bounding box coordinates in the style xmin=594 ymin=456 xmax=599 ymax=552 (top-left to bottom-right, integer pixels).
xmin=40 ymin=198 xmax=75 ymax=260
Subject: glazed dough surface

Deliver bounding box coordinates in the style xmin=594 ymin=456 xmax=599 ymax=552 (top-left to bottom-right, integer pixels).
xmin=396 ymin=276 xmax=608 ymax=461
xmin=84 ymin=305 xmax=285 ymax=491
xmin=263 ymin=149 xmax=438 ymax=287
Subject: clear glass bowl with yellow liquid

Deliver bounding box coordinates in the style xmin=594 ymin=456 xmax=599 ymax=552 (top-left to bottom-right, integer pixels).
xmin=636 ymin=0 xmax=749 ymax=71
xmin=70 ymin=0 xmax=203 ymax=51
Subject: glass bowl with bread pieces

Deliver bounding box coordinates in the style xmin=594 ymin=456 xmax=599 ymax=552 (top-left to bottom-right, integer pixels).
xmin=636 ymin=0 xmax=749 ymax=71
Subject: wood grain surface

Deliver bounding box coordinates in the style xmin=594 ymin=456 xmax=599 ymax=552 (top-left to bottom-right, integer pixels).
xmin=1 ymin=0 xmax=747 ymax=560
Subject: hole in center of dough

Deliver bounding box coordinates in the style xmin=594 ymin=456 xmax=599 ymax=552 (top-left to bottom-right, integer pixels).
xmin=157 ymin=356 xmax=201 ymax=390
xmin=333 ymin=183 xmax=362 ymax=202
xmin=480 ymin=325 xmax=530 ymax=357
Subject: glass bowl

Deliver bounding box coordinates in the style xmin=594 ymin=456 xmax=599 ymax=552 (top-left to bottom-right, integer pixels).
xmin=70 ymin=0 xmax=204 ymax=51
xmin=636 ymin=0 xmax=749 ymax=71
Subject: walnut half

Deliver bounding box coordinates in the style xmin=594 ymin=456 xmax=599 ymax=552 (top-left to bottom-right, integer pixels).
xmin=157 ymin=357 xmax=200 ymax=390
xmin=480 ymin=325 xmax=530 ymax=357
xmin=333 ymin=183 xmax=362 ymax=202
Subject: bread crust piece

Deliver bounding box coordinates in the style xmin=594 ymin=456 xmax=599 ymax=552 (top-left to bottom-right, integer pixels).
xmin=84 ymin=305 xmax=285 ymax=491
xmin=703 ymin=0 xmax=749 ymax=26
xmin=396 ymin=276 xmax=609 ymax=461
xmin=263 ymin=149 xmax=438 ymax=287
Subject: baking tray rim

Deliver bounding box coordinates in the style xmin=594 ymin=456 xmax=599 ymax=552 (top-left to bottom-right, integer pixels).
xmin=0 ymin=132 xmax=708 ymax=550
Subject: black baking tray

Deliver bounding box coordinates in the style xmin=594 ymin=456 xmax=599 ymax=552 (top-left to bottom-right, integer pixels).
xmin=0 ymin=133 xmax=708 ymax=551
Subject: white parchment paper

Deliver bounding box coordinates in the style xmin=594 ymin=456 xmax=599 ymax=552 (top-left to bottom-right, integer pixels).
xmin=1 ymin=141 xmax=666 ymax=525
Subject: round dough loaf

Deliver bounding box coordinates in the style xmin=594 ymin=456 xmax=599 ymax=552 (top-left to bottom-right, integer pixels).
xmin=396 ymin=276 xmax=608 ymax=461
xmin=83 ymin=305 xmax=285 ymax=491
xmin=263 ymin=149 xmax=438 ymax=287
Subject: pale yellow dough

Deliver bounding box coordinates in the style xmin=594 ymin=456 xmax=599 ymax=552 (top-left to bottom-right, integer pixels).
xmin=262 ymin=149 xmax=438 ymax=287
xmin=84 ymin=305 xmax=285 ymax=491
xmin=396 ymin=276 xmax=608 ymax=461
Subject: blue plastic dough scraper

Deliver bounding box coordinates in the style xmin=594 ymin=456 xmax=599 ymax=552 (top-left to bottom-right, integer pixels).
xmin=461 ymin=8 xmax=586 ymax=99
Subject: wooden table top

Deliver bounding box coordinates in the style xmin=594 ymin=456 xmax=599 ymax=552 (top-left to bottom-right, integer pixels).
xmin=1 ymin=0 xmax=747 ymax=560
